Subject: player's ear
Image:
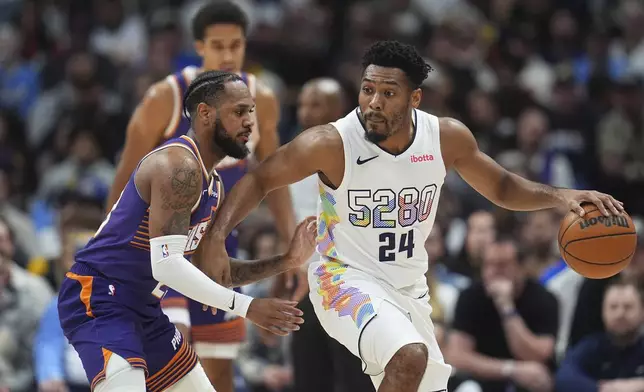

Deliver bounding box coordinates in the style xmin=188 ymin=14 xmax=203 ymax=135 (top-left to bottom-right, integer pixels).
xmin=411 ymin=88 xmax=422 ymax=109
xmin=197 ymin=102 xmax=211 ymax=125
xmin=194 ymin=40 xmax=205 ymax=58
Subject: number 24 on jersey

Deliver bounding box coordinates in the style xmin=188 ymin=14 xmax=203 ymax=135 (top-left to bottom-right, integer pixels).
xmin=347 ymin=184 xmax=437 ymax=262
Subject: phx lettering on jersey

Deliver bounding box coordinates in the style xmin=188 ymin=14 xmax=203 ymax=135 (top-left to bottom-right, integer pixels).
xmin=579 ymin=215 xmax=630 ymax=230
xmin=410 ymin=154 xmax=434 ymax=163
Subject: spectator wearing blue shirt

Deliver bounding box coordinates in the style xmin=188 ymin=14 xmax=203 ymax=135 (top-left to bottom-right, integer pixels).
xmin=555 ymin=280 xmax=644 ymax=392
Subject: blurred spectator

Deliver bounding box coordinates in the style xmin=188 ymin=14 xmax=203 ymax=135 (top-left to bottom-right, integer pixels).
xmin=37 ymin=127 xmax=115 ymax=205
xmin=521 ymin=210 xmax=559 ymax=278
xmin=0 ymin=23 xmax=40 ymax=120
xmin=0 ymin=217 xmax=53 ymax=392
xmin=447 ymin=210 xmax=497 ymax=279
xmin=555 ymin=280 xmax=644 ymax=392
xmin=89 ymin=0 xmax=147 ymax=68
xmin=27 ymin=51 xmax=124 ymax=150
xmin=447 ymin=238 xmax=558 ymax=392
xmin=0 ymin=168 xmax=37 ymax=264
xmin=568 ymin=233 xmax=644 ymax=347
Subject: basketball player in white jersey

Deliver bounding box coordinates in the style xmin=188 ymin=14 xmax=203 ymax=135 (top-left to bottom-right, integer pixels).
xmin=204 ymin=41 xmax=624 ymax=392
xmin=105 ymin=2 xmax=295 ymax=391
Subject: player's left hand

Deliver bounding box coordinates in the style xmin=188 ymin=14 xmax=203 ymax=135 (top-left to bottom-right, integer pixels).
xmin=285 ymin=216 xmax=317 ymax=268
xmin=560 ymin=189 xmax=625 ymax=217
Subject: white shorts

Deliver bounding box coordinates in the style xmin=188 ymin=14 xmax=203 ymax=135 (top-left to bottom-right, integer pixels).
xmin=308 ymin=260 xmax=452 ymax=391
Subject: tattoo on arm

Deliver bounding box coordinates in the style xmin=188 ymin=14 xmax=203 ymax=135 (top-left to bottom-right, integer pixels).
xmin=229 ymin=256 xmax=290 ymax=287
xmin=155 ymin=156 xmax=201 ymax=236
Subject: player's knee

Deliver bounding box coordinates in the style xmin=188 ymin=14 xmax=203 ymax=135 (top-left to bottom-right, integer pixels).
xmin=385 ymin=343 xmax=428 ymax=379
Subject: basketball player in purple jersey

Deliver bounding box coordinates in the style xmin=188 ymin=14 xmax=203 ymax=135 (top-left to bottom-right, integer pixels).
xmin=104 ymin=3 xmax=296 ymax=390
xmin=58 ymin=71 xmax=315 ymax=392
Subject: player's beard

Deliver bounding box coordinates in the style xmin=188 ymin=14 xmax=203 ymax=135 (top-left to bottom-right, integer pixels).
xmin=362 ymin=106 xmax=408 ymax=144
xmin=212 ymin=114 xmax=250 ymax=159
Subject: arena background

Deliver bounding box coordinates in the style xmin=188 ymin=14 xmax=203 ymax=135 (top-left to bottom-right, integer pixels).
xmin=0 ymin=0 xmax=643 ymax=391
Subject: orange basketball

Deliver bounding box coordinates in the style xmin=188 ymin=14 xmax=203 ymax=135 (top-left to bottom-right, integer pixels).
xmin=558 ymin=203 xmax=637 ymax=279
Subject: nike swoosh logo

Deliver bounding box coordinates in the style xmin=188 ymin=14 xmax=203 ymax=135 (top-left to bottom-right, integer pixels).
xmin=357 ymin=156 xmax=378 ymax=165
xmin=230 ymin=294 xmax=236 ymax=310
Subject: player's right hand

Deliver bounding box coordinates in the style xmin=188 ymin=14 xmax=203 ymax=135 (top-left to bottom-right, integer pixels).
xmin=246 ymin=298 xmax=304 ymax=336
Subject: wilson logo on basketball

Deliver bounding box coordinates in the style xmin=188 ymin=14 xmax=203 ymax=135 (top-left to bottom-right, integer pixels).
xmin=579 ymin=215 xmax=630 ymax=230
xmin=410 ymin=154 xmax=433 ymax=163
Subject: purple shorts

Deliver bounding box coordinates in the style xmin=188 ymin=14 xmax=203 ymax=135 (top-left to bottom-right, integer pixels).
xmin=58 ymin=265 xmax=198 ymax=391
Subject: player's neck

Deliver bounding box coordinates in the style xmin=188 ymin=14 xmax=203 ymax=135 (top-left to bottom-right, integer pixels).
xmin=188 ymin=130 xmax=224 ymax=173
xmin=377 ymin=119 xmax=415 ymax=154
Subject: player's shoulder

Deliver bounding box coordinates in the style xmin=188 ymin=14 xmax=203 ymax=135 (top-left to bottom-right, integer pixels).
xmin=437 ymin=116 xmax=477 ymax=157
xmin=254 ymin=78 xmax=276 ymax=101
xmin=140 ymin=141 xmax=201 ymax=178
xmin=141 ymin=79 xmax=175 ymax=107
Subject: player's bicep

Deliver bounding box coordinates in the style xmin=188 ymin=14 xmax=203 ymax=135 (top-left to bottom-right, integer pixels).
xmin=251 ymin=124 xmax=340 ymax=192
xmin=443 ymin=118 xmax=509 ymax=204
xmin=146 ymin=151 xmax=202 ymax=238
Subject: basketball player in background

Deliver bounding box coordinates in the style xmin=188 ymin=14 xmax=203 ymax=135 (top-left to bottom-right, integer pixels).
xmin=104 ymin=2 xmax=296 ymax=391
xmin=206 ymin=41 xmax=624 ymax=392
xmin=58 ymin=71 xmax=314 ymax=392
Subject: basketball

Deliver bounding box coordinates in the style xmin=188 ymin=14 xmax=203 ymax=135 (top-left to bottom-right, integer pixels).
xmin=558 ymin=203 xmax=637 ymax=279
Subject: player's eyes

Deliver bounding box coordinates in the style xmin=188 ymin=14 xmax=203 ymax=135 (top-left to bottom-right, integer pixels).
xmin=362 ymin=87 xmax=372 ymax=94
xmin=385 ymin=91 xmax=395 ymax=97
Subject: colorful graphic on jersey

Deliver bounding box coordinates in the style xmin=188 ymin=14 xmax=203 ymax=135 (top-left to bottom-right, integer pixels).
xmin=317 ymin=186 xmax=340 ymax=258
xmin=313 ymin=262 xmax=375 ymax=328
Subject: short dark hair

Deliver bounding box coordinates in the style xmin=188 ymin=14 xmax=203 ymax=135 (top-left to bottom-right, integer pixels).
xmin=606 ymin=277 xmax=644 ymax=303
xmin=183 ymin=70 xmax=243 ymax=119
xmin=192 ymin=1 xmax=249 ymax=40
xmin=361 ymin=40 xmax=433 ymax=88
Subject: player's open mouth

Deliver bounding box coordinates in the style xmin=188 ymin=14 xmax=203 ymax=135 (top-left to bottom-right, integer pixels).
xmin=239 ymin=133 xmax=251 ymax=142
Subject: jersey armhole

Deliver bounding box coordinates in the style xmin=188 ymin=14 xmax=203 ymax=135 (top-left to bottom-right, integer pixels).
xmin=430 ymin=114 xmax=447 ymax=178
xmin=162 ymin=76 xmax=183 ymax=139
xmin=134 ymin=143 xmax=203 ymax=212
xmin=318 ymin=124 xmax=351 ymax=193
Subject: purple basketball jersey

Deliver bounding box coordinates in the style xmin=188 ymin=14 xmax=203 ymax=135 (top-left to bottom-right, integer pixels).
xmin=75 ymin=135 xmax=220 ymax=311
xmin=58 ymin=135 xmax=217 ymax=390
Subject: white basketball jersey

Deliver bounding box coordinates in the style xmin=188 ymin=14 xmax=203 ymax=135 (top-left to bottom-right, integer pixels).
xmin=316 ymin=108 xmax=446 ymax=289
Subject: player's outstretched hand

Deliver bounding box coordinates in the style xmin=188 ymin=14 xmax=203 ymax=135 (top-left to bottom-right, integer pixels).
xmin=246 ymin=298 xmax=304 ymax=336
xmin=285 ymin=216 xmax=317 ymax=268
xmin=560 ymin=189 xmax=625 ymax=217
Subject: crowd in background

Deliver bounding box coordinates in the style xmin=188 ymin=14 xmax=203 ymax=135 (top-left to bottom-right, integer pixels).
xmin=1 ymin=0 xmax=644 ymax=391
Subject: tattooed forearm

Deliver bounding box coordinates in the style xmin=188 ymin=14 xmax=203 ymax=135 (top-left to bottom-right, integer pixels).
xmin=229 ymin=256 xmax=293 ymax=286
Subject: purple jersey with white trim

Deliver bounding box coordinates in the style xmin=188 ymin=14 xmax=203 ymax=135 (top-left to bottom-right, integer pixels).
xmin=75 ymin=135 xmax=220 ymax=310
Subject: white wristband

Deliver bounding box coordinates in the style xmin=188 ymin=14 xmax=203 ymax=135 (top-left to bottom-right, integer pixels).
xmin=150 ymin=235 xmax=253 ymax=318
